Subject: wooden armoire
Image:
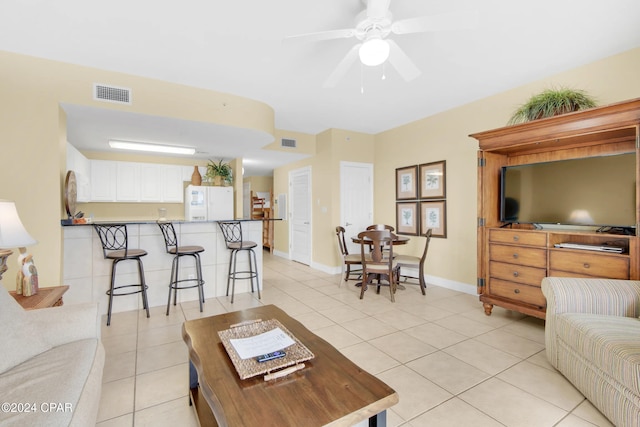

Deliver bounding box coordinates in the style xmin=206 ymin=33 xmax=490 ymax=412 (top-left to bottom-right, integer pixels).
xmin=470 ymin=98 xmax=640 ymax=319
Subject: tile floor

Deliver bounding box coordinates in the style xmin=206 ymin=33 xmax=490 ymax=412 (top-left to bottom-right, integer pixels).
xmin=96 ymin=251 xmax=614 ymax=427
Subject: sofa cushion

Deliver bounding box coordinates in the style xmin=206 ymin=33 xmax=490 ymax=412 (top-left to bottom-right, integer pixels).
xmin=0 ymin=338 xmax=100 ymax=427
xmin=555 ymin=313 xmax=640 ymax=395
xmin=0 ymin=286 xmax=52 ymax=374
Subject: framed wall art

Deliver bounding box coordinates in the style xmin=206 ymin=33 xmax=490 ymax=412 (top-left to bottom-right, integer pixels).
xmin=419 ymin=161 xmax=446 ymax=199
xmin=420 ymin=200 xmax=446 ymax=238
xmin=395 ymin=165 xmax=418 ymax=200
xmin=396 ymin=202 xmax=419 ymax=236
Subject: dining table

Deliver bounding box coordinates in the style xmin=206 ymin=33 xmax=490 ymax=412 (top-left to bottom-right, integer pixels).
xmin=350 ymin=233 xmax=410 ymax=290
xmin=350 ymin=234 xmax=410 ymax=246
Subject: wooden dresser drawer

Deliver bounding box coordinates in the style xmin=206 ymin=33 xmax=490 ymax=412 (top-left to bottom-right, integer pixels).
xmin=489 ymin=279 xmax=546 ymax=307
xmin=490 ymin=261 xmax=546 ymax=287
xmin=549 ymin=250 xmax=629 ymax=279
xmin=489 ymin=244 xmax=547 ymax=268
xmin=489 ymin=229 xmax=547 ymax=247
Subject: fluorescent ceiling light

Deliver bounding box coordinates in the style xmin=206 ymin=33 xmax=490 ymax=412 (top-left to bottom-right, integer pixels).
xmin=109 ymin=140 xmax=195 ymax=155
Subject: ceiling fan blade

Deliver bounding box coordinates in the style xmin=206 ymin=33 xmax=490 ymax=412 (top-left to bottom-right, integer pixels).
xmin=391 ymin=11 xmax=479 ymax=35
xmin=367 ymin=0 xmax=391 ymax=20
xmin=283 ymin=28 xmax=356 ymax=44
xmin=387 ymin=39 xmax=421 ymax=82
xmin=323 ymin=43 xmax=361 ymax=88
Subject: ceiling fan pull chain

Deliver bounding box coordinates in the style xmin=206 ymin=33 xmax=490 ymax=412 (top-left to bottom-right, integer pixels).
xmin=382 ymin=63 xmax=386 ymax=80
xmin=360 ymin=63 xmax=365 ymax=94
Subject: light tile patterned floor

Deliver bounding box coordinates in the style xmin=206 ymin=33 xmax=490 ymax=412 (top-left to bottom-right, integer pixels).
xmin=96 ymin=251 xmax=614 ymax=427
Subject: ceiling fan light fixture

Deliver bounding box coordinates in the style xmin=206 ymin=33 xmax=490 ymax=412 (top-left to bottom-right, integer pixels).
xmin=109 ymin=140 xmax=195 ymax=155
xmin=358 ymin=37 xmax=390 ymax=66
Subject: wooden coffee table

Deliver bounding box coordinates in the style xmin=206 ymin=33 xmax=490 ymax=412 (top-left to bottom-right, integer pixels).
xmin=182 ymin=305 xmax=398 ymax=427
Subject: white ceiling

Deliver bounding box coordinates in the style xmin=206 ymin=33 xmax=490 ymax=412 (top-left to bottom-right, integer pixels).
xmin=2 ymin=0 xmax=640 ymax=175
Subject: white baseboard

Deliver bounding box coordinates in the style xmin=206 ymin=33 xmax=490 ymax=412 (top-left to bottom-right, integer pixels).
xmin=270 ymin=254 xmax=476 ymax=295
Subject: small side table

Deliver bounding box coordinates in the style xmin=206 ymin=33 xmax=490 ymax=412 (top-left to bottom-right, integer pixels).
xmin=9 ymin=285 xmax=69 ymax=310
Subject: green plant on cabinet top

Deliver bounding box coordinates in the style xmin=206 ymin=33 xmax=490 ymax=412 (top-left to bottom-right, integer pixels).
xmin=507 ymin=88 xmax=597 ymax=125
xmin=205 ymin=159 xmax=233 ymax=186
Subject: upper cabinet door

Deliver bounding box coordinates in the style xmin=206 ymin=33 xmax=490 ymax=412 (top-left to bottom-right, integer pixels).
xmin=116 ymin=162 xmax=140 ymax=202
xmin=90 ymin=160 xmax=116 ymax=202
xmin=162 ymin=165 xmax=184 ymax=202
xmin=140 ymin=164 xmax=162 ymax=202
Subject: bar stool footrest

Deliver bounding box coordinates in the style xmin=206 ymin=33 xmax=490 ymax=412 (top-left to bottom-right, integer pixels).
xmin=107 ymin=284 xmax=149 ymax=297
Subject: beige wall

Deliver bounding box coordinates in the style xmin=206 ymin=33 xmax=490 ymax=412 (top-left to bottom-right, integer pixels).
xmin=2 ymin=47 xmax=639 ymax=292
xmin=374 ymin=47 xmax=640 ymax=289
xmin=0 ymin=50 xmax=274 ymax=288
xmin=244 ymin=176 xmax=273 ymax=194
xmin=272 ymin=128 xmax=375 ymax=268
xmin=274 ymin=47 xmax=640 ymax=291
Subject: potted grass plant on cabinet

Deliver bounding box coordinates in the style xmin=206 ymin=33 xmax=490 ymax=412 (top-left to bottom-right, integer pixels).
xmin=508 ymin=88 xmax=597 ymax=125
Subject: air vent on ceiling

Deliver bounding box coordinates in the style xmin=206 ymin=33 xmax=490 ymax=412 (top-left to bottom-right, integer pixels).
xmin=93 ymin=83 xmax=132 ymax=105
xmin=281 ymin=138 xmax=297 ymax=148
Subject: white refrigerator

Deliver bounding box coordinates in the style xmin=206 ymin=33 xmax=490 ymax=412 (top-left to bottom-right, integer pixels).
xmin=184 ymin=185 xmax=234 ymax=221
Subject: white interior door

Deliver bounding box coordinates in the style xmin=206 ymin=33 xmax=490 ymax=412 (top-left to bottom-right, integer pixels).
xmin=340 ymin=162 xmax=373 ymax=255
xmin=289 ymin=167 xmax=311 ymax=265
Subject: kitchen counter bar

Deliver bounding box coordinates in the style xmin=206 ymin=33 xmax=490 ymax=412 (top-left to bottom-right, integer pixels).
xmin=61 ymin=218 xmax=278 ymax=225
xmin=62 ymin=220 xmax=267 ymax=317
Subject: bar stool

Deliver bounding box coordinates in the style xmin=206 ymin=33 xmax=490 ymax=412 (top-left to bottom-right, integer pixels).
xmin=157 ymin=222 xmax=205 ymax=315
xmin=218 ymin=221 xmax=261 ymax=303
xmin=93 ymin=224 xmax=149 ymax=326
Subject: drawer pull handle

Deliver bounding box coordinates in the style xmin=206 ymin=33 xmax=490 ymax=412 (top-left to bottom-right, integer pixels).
xmin=583 ymin=263 xmax=590 ymax=269
xmin=513 ymin=271 xmax=519 ymax=277
xmin=514 ymin=289 xmax=521 ymax=294
xmin=513 ymin=253 xmax=518 ymax=259
xmin=513 ymin=236 xmax=519 ymax=241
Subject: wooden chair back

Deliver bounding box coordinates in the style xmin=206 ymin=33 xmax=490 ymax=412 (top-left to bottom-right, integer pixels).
xmin=366 ymin=224 xmax=395 ymax=232
xmin=358 ymin=230 xmax=394 ymax=267
xmin=335 ymin=226 xmax=349 ymax=256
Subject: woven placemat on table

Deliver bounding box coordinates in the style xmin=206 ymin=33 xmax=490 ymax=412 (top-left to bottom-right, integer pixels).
xmin=218 ymin=319 xmax=315 ymax=380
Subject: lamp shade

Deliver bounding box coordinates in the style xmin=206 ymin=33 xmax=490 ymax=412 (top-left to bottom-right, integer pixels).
xmin=359 ymin=37 xmax=390 ymax=66
xmin=0 ymin=200 xmax=37 ymax=249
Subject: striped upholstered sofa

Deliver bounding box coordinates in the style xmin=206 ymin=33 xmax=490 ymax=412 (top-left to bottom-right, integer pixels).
xmin=542 ymin=277 xmax=640 ymax=426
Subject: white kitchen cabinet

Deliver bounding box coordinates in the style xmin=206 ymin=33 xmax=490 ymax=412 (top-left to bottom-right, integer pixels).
xmin=139 ymin=164 xmax=162 ymax=202
xmin=139 ymin=164 xmax=184 ymax=202
xmin=162 ymin=165 xmax=184 ymax=202
xmin=90 ymin=160 xmax=116 ymax=202
xmin=66 ymin=143 xmax=91 ymax=202
xmin=116 ymin=162 xmax=140 ymax=201
xmin=89 ymin=160 xmax=185 ymax=203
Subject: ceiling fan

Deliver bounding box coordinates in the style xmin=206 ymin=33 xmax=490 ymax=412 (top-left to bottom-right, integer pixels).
xmin=284 ymin=0 xmax=478 ymax=88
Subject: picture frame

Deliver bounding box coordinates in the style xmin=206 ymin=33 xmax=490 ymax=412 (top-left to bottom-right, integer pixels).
xmin=395 ymin=165 xmax=418 ymax=200
xmin=396 ymin=202 xmax=419 ymax=236
xmin=420 ymin=200 xmax=447 ymax=238
xmin=419 ymin=161 xmax=446 ymax=199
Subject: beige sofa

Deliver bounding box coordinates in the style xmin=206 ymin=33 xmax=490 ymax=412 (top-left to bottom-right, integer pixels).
xmin=0 ymin=285 xmax=104 ymax=426
xmin=542 ymin=277 xmax=640 ymax=427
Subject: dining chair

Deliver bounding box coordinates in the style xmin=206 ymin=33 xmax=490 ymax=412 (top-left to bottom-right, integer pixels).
xmin=366 ymin=224 xmax=395 ymax=253
xmin=395 ymin=229 xmax=432 ymax=295
xmin=335 ymin=226 xmax=363 ymax=282
xmin=358 ymin=229 xmax=399 ymax=302
xmin=366 ymin=224 xmax=395 ymax=231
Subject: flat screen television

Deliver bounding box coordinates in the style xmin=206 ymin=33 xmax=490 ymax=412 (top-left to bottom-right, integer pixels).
xmin=500 ymin=153 xmax=636 ymax=229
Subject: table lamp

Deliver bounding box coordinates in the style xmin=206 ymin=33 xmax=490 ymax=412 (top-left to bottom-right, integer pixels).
xmin=0 ymin=200 xmax=37 ymax=294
